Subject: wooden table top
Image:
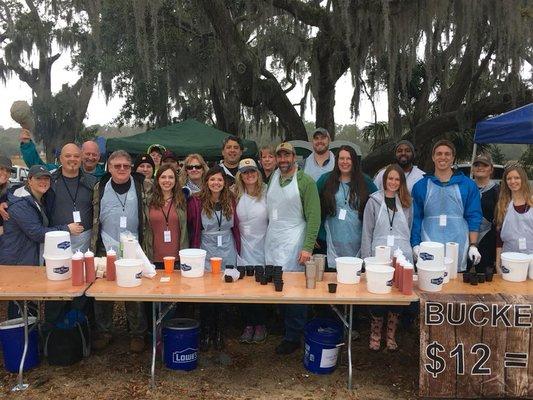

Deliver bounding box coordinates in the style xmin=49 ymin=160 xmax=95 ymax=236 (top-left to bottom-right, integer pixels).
xmin=0 ymin=266 xmax=90 ymax=300
xmin=85 ymin=271 xmax=419 ymax=305
xmin=425 ymin=275 xmax=533 ymax=295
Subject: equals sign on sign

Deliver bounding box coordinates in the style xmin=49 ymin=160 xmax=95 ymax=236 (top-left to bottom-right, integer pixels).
xmin=504 ymin=352 xmax=528 ymax=368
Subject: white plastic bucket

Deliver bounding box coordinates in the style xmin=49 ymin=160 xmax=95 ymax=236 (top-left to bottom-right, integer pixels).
xmin=364 ymin=256 xmax=391 ymax=266
xmin=501 ymin=252 xmax=530 ymax=282
xmin=443 ymin=257 xmax=453 ymax=284
xmin=365 ymin=264 xmax=394 ymax=294
xmin=43 ymin=231 xmax=72 ymax=258
xmin=417 ymin=265 xmax=445 ymax=292
xmin=335 ymin=257 xmax=363 ymax=284
xmin=179 ymin=249 xmax=206 ymax=278
xmin=529 ymin=256 xmax=533 ymax=280
xmin=418 ymin=241 xmax=444 ymax=269
xmin=115 ymin=259 xmax=143 ymax=287
xmin=44 ymin=255 xmax=72 ymax=281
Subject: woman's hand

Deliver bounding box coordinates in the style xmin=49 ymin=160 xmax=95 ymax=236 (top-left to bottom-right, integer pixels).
xmin=68 ymin=222 xmax=84 ymax=236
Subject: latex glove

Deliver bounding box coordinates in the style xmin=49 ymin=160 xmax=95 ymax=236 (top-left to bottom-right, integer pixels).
xmin=468 ymin=245 xmax=481 ymax=265
xmin=413 ymin=245 xmax=420 ymax=262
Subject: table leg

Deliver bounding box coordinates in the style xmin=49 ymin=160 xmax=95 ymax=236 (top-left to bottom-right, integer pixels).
xmin=12 ymin=300 xmax=29 ymax=391
xmin=150 ymin=301 xmax=157 ymax=388
xmin=347 ymin=304 xmax=353 ymax=391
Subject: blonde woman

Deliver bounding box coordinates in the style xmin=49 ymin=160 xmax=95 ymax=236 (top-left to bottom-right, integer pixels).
xmin=495 ymin=164 xmax=533 ymax=271
xmin=179 ymin=153 xmax=209 ymax=198
xmin=235 ymin=158 xmax=268 ymax=344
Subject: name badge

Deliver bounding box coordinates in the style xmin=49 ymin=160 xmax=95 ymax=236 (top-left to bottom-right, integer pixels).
xmin=272 ymin=209 xmax=278 ymax=221
xmin=72 ymin=211 xmax=81 ymax=223
xmin=217 ymin=235 xmax=223 ymax=247
xmin=120 ymin=216 xmax=127 ymax=229
xmin=439 ymin=215 xmax=447 ymax=227
xmin=519 ymin=237 xmax=527 ymax=250
xmin=338 ymin=209 xmax=347 ymax=221
xmin=387 ymin=235 xmax=395 ymax=247
xmin=164 ymin=230 xmax=172 ymax=243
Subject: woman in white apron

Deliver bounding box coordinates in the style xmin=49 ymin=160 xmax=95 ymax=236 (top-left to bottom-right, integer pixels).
xmin=495 ymin=165 xmax=533 ymax=272
xmin=187 ymin=166 xmax=240 ymax=351
xmin=361 ymin=164 xmax=412 ymax=351
xmin=235 ymin=159 xmax=269 ymax=344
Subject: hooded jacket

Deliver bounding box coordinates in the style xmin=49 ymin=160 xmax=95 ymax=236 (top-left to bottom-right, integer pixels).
xmin=0 ymin=186 xmax=69 ymax=265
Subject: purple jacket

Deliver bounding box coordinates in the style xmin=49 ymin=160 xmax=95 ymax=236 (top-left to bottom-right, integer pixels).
xmin=186 ymin=196 xmax=241 ymax=254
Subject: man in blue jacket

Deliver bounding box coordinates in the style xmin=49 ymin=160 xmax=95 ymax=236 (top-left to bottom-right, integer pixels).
xmin=411 ymin=139 xmax=482 ymax=272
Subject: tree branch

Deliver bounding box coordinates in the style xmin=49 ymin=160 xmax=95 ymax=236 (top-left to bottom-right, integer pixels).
xmin=266 ymin=0 xmax=326 ymax=27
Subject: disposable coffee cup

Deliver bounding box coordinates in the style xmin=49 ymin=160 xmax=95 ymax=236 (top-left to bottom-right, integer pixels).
xmin=260 ymin=275 xmax=268 ymax=285
xmin=470 ymin=274 xmax=478 ymax=285
xmin=305 ymin=261 xmax=317 ymax=279
xmin=246 ymin=265 xmax=255 ymax=276
xmin=485 ymin=268 xmax=494 ymax=282
xmin=224 ymin=275 xmax=233 ymax=283
xmin=255 ymin=273 xmax=262 ymax=283
xmin=313 ymin=255 xmax=326 ymax=281
xmin=328 ymin=283 xmax=337 ymax=293
xmin=306 ymin=277 xmax=316 ymax=289
xmin=255 ymin=266 xmax=264 ymax=275
xmin=462 ymin=273 xmax=470 ymax=283
xmin=274 ymin=265 xmax=282 ymax=273
xmin=225 ymin=265 xmax=235 ymax=269
xmin=237 ymin=266 xmax=245 ymax=279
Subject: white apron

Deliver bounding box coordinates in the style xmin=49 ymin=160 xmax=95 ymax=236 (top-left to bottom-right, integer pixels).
xmin=200 ymin=210 xmax=237 ymax=271
xmin=500 ymin=201 xmax=533 ymax=254
xmin=236 ymin=192 xmax=268 ymax=265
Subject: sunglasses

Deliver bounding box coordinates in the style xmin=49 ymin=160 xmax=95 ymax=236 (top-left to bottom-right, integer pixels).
xmin=186 ymin=165 xmax=203 ymax=170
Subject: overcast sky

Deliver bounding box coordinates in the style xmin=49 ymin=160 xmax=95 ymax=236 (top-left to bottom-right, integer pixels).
xmin=0 ymin=52 xmax=388 ymax=131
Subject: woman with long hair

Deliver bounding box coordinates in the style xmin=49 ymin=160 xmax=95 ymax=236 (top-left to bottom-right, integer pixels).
xmin=361 ymin=164 xmax=413 ymax=351
xmin=494 ymin=164 xmax=533 ymax=271
xmin=187 ymin=166 xmax=241 ymax=351
xmin=316 ymin=145 xmax=377 ymax=268
xmin=235 ymin=158 xmax=268 ymax=344
xmin=179 ymin=153 xmax=209 ymax=199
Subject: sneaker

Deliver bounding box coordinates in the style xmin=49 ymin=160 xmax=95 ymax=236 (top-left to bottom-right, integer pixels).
xmin=252 ymin=325 xmax=267 ymax=343
xmin=275 ymin=340 xmax=300 ymax=355
xmin=130 ymin=337 xmax=145 ymax=353
xmin=92 ymin=333 xmax=112 ymax=350
xmin=239 ymin=325 xmax=255 ymax=344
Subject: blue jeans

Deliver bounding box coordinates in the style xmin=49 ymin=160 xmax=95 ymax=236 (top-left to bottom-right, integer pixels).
xmin=283 ymin=304 xmax=308 ymax=342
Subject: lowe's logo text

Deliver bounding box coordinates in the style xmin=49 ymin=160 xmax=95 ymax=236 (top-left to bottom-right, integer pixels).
xmin=172 ymin=348 xmax=198 ymax=363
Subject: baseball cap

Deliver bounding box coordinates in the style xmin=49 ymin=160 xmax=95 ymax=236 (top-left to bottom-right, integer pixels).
xmin=238 ymin=158 xmax=258 ymax=173
xmin=0 ymin=155 xmax=14 ymax=172
xmin=312 ymin=127 xmax=330 ymax=139
xmin=28 ymin=165 xmax=52 ymax=179
xmin=275 ymin=142 xmax=296 ymax=155
xmin=147 ymin=144 xmax=166 ymax=154
xmin=162 ymin=150 xmax=178 ymax=162
xmin=473 ymin=153 xmax=493 ymax=166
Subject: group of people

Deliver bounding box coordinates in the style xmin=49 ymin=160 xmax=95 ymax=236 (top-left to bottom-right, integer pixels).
xmin=0 ymin=126 xmax=531 ymax=356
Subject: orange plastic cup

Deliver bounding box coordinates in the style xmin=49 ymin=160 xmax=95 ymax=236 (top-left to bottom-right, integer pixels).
xmin=210 ymin=257 xmax=222 ymax=273
xmin=163 ymin=256 xmax=176 ymax=274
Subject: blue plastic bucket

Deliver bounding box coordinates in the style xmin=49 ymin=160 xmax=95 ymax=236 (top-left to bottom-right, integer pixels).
xmin=0 ymin=317 xmax=40 ymax=373
xmin=162 ymin=318 xmax=199 ymax=371
xmin=303 ymin=318 xmax=343 ymax=374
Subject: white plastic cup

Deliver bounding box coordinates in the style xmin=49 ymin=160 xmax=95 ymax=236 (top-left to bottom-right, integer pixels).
xmin=417 ymin=265 xmax=445 ymax=292
xmin=178 ymin=248 xmax=207 ymax=278
xmin=44 ymin=255 xmax=72 ymax=281
xmin=335 ymin=257 xmax=363 ymax=284
xmin=365 ymin=264 xmax=394 ymax=294
xmin=501 ymin=252 xmax=530 ymax=282
xmin=115 ymin=258 xmax=143 ymax=287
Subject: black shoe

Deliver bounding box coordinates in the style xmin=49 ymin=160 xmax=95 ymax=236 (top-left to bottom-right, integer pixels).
xmin=275 ymin=340 xmax=300 ymax=355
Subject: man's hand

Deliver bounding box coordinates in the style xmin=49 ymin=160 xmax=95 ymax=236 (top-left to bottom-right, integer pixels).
xmin=19 ymin=129 xmax=31 ymax=144
xmin=0 ymin=202 xmax=9 ymax=221
xmin=68 ymin=223 xmax=84 ymax=236
xmin=298 ymin=250 xmax=312 ymax=265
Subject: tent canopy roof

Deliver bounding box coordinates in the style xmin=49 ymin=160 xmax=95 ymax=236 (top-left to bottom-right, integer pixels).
xmin=474 ymin=103 xmax=533 ymax=144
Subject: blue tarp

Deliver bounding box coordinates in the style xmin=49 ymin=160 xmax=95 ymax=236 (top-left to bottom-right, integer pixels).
xmin=474 ymin=103 xmax=533 ymax=144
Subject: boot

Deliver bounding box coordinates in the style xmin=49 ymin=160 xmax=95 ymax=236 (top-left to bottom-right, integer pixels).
xmin=212 ymin=312 xmax=225 ymax=351
xmin=386 ymin=312 xmax=400 ymax=351
xmin=369 ymin=316 xmax=383 ymax=351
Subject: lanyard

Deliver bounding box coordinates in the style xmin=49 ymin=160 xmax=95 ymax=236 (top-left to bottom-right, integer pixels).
xmin=214 ymin=209 xmax=223 ymax=231
xmin=161 ymin=198 xmax=173 ymax=228
xmin=113 ymin=189 xmax=129 ymax=213
xmin=61 ymin=175 xmax=80 ymax=210
xmin=340 ymin=182 xmax=349 ymax=205
xmin=386 ymin=203 xmax=397 ymax=231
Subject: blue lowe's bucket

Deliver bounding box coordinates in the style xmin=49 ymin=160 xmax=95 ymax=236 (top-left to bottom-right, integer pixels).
xmin=163 ymin=318 xmax=199 ymax=371
xmin=0 ymin=317 xmax=40 ymax=373
xmin=303 ymin=318 xmax=343 ymax=374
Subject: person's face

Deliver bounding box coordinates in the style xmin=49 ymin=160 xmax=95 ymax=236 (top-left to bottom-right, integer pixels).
xmin=337 ymin=150 xmax=353 ymax=175
xmin=276 ymin=151 xmax=295 ymax=174
xmin=241 ymin=169 xmax=258 ymax=186
xmin=186 ymin=158 xmax=204 ymax=180
xmin=395 ymin=144 xmax=414 ymax=167
xmin=207 ymin=172 xmax=225 ymax=194
xmin=158 ymin=169 xmax=176 ymax=192
xmin=432 ymin=145 xmax=454 ymax=172
xmin=60 ymin=144 xmax=82 ymax=173
xmin=473 ymin=162 xmax=493 ymax=180
xmin=109 ymin=156 xmax=132 ymax=183
xmin=385 ymin=170 xmax=401 ymax=193
xmin=28 ymin=176 xmax=51 ymax=195
xmin=0 ymin=166 xmax=10 ymax=185
xmin=136 ymin=162 xmax=153 ymax=180
xmin=150 ymin=151 xmax=162 ymax=167
xmin=506 ymin=170 xmax=522 ymax=192
xmin=81 ymin=142 xmax=100 ymax=171
xmin=312 ymin=134 xmax=330 ymax=155
xmin=222 ymin=140 xmax=242 ymax=165
xmin=260 ymin=150 xmax=276 ymax=171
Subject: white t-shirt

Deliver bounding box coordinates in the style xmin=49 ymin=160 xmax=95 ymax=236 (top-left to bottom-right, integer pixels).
xmin=373 ymin=165 xmax=425 ymax=193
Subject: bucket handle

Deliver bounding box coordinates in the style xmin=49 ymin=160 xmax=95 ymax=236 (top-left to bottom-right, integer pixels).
xmin=336 ymin=342 xmax=345 ymax=348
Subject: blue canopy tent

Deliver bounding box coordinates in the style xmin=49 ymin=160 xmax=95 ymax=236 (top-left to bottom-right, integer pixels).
xmin=470 ymin=103 xmax=533 ymax=175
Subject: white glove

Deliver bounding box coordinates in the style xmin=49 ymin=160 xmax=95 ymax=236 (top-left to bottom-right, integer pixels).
xmin=413 ymin=245 xmax=420 ymax=262
xmin=468 ymin=245 xmax=481 ymax=265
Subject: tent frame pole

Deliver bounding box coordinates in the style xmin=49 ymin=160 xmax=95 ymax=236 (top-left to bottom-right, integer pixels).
xmin=469 ymin=143 xmax=478 ymax=178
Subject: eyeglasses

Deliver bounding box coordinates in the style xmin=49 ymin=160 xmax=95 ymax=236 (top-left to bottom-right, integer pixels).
xmin=186 ymin=165 xmax=203 ymax=170
xmin=112 ymin=164 xmax=132 ymax=170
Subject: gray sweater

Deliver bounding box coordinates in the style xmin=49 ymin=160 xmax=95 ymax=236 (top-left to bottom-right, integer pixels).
xmin=360 ymin=190 xmax=413 ymax=259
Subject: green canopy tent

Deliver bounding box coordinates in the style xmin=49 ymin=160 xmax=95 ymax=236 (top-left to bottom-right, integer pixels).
xmin=106 ymin=119 xmax=258 ymax=160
